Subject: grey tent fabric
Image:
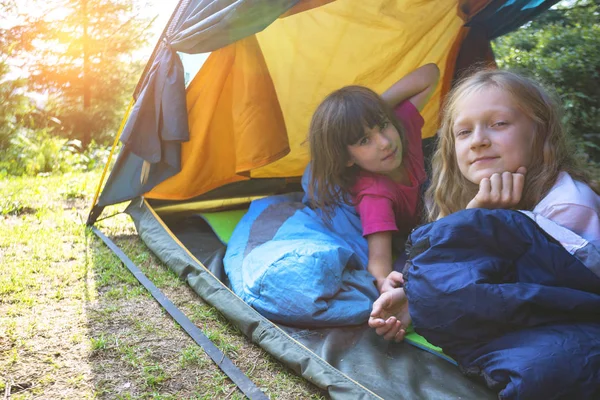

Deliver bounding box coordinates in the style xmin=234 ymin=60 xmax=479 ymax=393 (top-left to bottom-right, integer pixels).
xmin=171 ymin=0 xmax=302 ymax=54
xmin=96 ymin=148 xmax=181 ymax=207
xmin=119 ymin=43 xmax=188 ymax=166
xmin=466 ymin=0 xmax=560 ymax=39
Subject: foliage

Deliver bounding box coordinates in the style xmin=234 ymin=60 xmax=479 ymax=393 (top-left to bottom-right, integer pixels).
xmin=0 ymin=68 xmax=33 ymax=153
xmin=0 ymin=129 xmax=112 ymax=177
xmin=0 ymin=171 xmax=325 ymax=399
xmin=493 ymin=0 xmax=600 ymax=166
xmin=0 ymin=0 xmax=36 ymax=154
xmin=8 ymin=0 xmax=154 ymax=148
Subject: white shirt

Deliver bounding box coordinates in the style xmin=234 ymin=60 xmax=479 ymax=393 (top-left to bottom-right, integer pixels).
xmin=533 ymin=171 xmax=600 ymax=249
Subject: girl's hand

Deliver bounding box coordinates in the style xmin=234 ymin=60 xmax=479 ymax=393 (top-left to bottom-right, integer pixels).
xmin=379 ymin=271 xmax=404 ymax=294
xmin=369 ymin=287 xmax=411 ymax=342
xmin=466 ymin=167 xmax=527 ymax=210
xmin=381 ymin=63 xmax=440 ymax=111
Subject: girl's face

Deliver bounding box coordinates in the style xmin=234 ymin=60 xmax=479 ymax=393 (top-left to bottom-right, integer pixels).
xmin=346 ymin=120 xmax=403 ymax=178
xmin=453 ymin=87 xmax=537 ymax=184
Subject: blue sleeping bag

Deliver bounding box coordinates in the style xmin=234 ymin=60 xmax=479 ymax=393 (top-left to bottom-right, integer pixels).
xmin=404 ymin=209 xmax=600 ymax=399
xmin=224 ymin=171 xmax=378 ymax=326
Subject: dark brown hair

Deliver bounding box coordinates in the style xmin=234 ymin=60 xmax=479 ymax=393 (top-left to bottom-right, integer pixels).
xmin=307 ymin=86 xmax=406 ymax=216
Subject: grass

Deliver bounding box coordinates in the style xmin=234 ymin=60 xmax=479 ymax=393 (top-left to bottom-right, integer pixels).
xmin=0 ymin=170 xmax=326 ymax=399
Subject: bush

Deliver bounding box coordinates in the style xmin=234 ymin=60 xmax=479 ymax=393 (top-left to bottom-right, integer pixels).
xmin=493 ymin=0 xmax=600 ymax=168
xmin=0 ymin=128 xmax=112 ymax=178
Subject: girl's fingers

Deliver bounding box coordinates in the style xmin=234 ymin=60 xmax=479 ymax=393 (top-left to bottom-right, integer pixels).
xmin=478 ymin=177 xmax=491 ymax=201
xmin=375 ymin=317 xmax=397 ymax=336
xmin=512 ymin=171 xmax=525 ymax=204
xmin=489 ymin=173 xmax=502 ymax=202
xmin=380 ymin=273 xmax=404 ymax=293
xmin=383 ymin=320 xmax=402 ymax=341
xmin=371 ymin=293 xmax=389 ymax=317
xmin=470 ymin=167 xmax=527 ymax=210
xmin=501 ymin=171 xmax=513 ymax=204
xmin=394 ymin=328 xmax=407 ymax=343
xmin=368 ymin=316 xmax=385 ymax=328
xmin=388 ymin=271 xmax=404 ymax=286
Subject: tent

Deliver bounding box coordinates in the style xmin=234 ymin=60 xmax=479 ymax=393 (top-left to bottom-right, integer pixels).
xmin=88 ymin=0 xmax=559 ymax=398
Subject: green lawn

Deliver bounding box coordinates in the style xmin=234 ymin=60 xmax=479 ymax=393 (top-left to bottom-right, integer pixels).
xmin=0 ymin=171 xmax=325 ymax=399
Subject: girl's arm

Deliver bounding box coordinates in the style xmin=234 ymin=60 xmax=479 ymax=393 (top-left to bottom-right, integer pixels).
xmin=381 ymin=63 xmax=440 ymax=111
xmin=367 ymin=231 xmax=394 ymax=292
xmin=541 ymin=204 xmax=600 ymax=241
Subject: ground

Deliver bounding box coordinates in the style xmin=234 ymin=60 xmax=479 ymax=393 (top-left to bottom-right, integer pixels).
xmin=0 ymin=171 xmax=326 ymax=399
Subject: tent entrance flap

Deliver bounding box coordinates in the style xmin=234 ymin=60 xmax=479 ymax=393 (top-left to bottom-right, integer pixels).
xmin=125 ymin=199 xmax=495 ymax=399
xmin=145 ymin=35 xmax=291 ymax=201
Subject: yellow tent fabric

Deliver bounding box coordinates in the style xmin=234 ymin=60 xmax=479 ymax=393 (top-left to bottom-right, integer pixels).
xmin=146 ymin=0 xmax=467 ymax=199
xmin=253 ymin=0 xmax=464 ymax=178
xmin=281 ymin=0 xmax=336 ymax=18
xmin=147 ymin=35 xmax=289 ymax=200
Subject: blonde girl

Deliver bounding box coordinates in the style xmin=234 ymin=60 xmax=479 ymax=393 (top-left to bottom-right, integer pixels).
xmin=370 ymin=69 xmax=600 ymax=341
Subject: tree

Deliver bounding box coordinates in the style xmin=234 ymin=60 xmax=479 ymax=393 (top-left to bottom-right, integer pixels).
xmin=493 ymin=0 xmax=600 ymax=164
xmin=10 ymin=0 xmax=155 ymax=149
xmin=0 ymin=0 xmax=35 ymax=152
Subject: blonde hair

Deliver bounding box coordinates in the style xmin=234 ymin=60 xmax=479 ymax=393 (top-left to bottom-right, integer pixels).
xmin=307 ymin=86 xmax=407 ymax=217
xmin=426 ymin=69 xmax=598 ymax=221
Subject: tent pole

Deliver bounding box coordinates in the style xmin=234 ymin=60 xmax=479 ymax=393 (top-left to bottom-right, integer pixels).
xmin=86 ymin=205 xmax=105 ymax=226
xmin=133 ymin=0 xmax=189 ymax=98
xmin=87 ymin=100 xmax=134 ymax=225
